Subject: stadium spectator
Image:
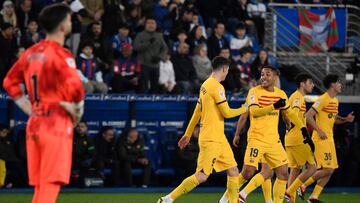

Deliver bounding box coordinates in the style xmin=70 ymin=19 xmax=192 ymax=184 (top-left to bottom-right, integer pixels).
xmin=134 ymin=17 xmax=168 ymax=93
xmin=251 ymin=49 xmax=269 ymax=80
xmin=78 ymin=0 xmax=104 ymax=28
xmin=186 ymin=25 xmax=207 ymax=54
xmin=176 ymin=125 xmax=199 ymax=179
xmin=0 ymin=124 xmax=19 ymax=188
xmin=224 ymin=0 xmax=253 ymax=31
xmin=192 ymin=43 xmax=212 ymax=82
xmin=111 ymin=24 xmax=132 ymax=58
xmin=80 ymin=22 xmax=113 ymax=73
xmin=170 ymin=7 xmax=193 ymax=39
xmin=219 ymin=47 xmax=242 ymax=94
xmin=93 ymin=126 xmax=120 ymax=186
xmin=171 ymin=42 xmax=198 ymax=94
xmin=111 ymin=43 xmax=142 ymax=93
xmin=16 ymin=0 xmax=36 ymax=33
xmin=238 ymin=48 xmax=256 ymax=92
xmin=172 ymin=31 xmax=187 ymax=53
xmin=0 ymin=23 xmax=17 ymax=90
xmin=76 ymin=41 xmax=108 ymax=94
xmin=1 ymin=1 xmax=17 ymax=28
xmin=101 ymin=0 xmax=126 ymax=36
xmin=230 ymin=23 xmax=253 ymax=62
xmin=126 ymin=4 xmax=146 ymax=37
xmin=189 ymin=13 xmax=207 ymax=39
xmin=153 ymin=0 xmax=173 ymax=35
xmin=247 ymin=0 xmax=266 ymax=45
xmin=20 ymin=19 xmax=41 ymax=48
xmin=117 ymin=128 xmax=151 ymax=188
xmin=159 ymin=52 xmax=178 ymax=94
xmin=207 ymin=22 xmax=229 ymax=60
xmin=72 ymin=121 xmax=95 ymax=187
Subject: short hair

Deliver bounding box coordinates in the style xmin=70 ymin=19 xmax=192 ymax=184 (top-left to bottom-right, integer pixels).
xmin=295 ymin=73 xmax=312 ymax=88
xmin=78 ymin=120 xmax=88 ymax=126
xmin=261 ymin=65 xmax=280 ymax=76
xmin=193 ymin=43 xmax=206 ymax=55
xmin=214 ymin=21 xmax=225 ymax=29
xmin=323 ymin=74 xmax=339 ymax=89
xmin=240 ymin=47 xmax=252 ymax=56
xmin=212 ymin=56 xmax=230 ymax=71
xmin=39 ymin=3 xmax=71 ymax=34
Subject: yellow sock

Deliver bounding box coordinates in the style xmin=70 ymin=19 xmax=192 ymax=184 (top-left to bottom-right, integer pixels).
xmin=239 ymin=173 xmax=247 ymax=188
xmin=310 ymin=185 xmax=323 ymax=199
xmin=304 ymin=177 xmax=315 ymax=187
xmin=273 ymin=178 xmax=287 ymax=203
xmin=227 ymin=176 xmax=240 ymax=203
xmin=169 ymin=174 xmax=200 ymax=200
xmin=261 ymin=178 xmax=273 ymax=202
xmin=286 ymin=177 xmax=303 ymax=195
xmin=243 ymin=173 xmax=265 ymax=195
xmin=0 ymin=159 xmax=6 ymax=187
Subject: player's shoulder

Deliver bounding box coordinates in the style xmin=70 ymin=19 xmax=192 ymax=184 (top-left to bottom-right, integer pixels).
xmin=289 ymin=90 xmax=304 ymax=100
xmin=248 ymin=85 xmax=262 ymax=94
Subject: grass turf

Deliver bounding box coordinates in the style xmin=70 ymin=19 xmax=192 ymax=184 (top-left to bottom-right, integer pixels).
xmin=0 ymin=192 xmax=360 ymax=203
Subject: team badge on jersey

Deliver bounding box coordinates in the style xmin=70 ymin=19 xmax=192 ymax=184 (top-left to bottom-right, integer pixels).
xmin=294 ymin=98 xmax=300 ymax=106
xmin=219 ymin=90 xmax=225 ymax=99
xmin=65 ymin=58 xmax=76 ymax=69
xmin=250 ymin=95 xmax=256 ymax=104
xmin=313 ymin=101 xmax=320 ymax=108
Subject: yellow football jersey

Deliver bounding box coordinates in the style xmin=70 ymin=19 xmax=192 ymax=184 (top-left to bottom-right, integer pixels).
xmin=246 ymin=85 xmax=290 ymax=146
xmin=198 ymin=77 xmax=228 ymax=143
xmin=311 ymin=92 xmax=338 ymax=142
xmin=285 ymin=90 xmax=307 ymax=146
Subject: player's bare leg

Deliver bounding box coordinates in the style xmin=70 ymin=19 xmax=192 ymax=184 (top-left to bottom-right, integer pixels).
xmin=273 ymin=164 xmax=289 ymax=203
xmin=157 ymin=171 xmax=206 ymax=203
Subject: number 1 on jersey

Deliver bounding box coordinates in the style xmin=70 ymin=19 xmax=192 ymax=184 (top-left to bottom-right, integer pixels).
xmin=31 ymin=74 xmax=39 ymax=103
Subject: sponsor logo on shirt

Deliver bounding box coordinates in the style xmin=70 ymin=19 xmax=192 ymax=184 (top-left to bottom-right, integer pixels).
xmin=250 ymin=95 xmax=256 ymax=104
xmin=294 ymin=98 xmax=300 ymax=106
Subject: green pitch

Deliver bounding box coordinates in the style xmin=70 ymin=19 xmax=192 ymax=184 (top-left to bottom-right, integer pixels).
xmin=0 ymin=192 xmax=358 ymax=203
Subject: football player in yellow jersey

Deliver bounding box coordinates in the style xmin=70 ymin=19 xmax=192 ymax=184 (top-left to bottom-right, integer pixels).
xmin=304 ymin=74 xmax=354 ymax=203
xmin=157 ymin=57 xmax=248 ymax=203
xmin=235 ymin=66 xmax=311 ymax=203
xmin=282 ymin=74 xmax=317 ymax=203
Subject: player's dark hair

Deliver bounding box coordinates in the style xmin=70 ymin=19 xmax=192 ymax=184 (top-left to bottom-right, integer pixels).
xmin=261 ymin=65 xmax=280 ymax=76
xmin=39 ymin=3 xmax=71 ymax=34
xmin=323 ymin=74 xmax=339 ymax=89
xmin=295 ymin=73 xmax=312 ymax=88
xmin=212 ymin=56 xmax=230 ymax=71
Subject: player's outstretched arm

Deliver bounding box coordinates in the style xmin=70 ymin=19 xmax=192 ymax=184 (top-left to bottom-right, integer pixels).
xmin=335 ymin=111 xmax=355 ymax=125
xmin=218 ymin=101 xmax=247 ymax=118
xmin=179 ymin=102 xmax=201 ymax=150
xmin=233 ymin=111 xmax=249 ymax=147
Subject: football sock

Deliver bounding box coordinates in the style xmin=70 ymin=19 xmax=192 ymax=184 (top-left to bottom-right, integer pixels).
xmin=273 ymin=178 xmax=287 ymax=203
xmin=227 ymin=176 xmax=240 ymax=203
xmin=243 ymin=173 xmax=265 ymax=197
xmin=304 ymin=177 xmax=315 ymax=187
xmin=309 ymin=185 xmax=323 ymax=199
xmin=262 ymin=178 xmax=273 ymax=203
xmin=169 ymin=174 xmax=200 ymax=200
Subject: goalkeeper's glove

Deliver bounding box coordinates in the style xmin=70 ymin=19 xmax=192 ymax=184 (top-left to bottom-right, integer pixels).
xmin=301 ymin=127 xmax=315 ymax=152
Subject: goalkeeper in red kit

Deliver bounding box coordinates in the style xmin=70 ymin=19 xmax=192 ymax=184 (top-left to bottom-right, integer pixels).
xmin=3 ymin=4 xmax=84 ymax=203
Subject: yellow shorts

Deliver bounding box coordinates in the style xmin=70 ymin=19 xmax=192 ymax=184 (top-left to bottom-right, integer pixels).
xmin=196 ymin=141 xmax=237 ymax=175
xmin=244 ymin=141 xmax=288 ymax=169
xmin=314 ymin=140 xmax=338 ymax=169
xmin=0 ymin=159 xmax=5 ymax=186
xmin=286 ymin=144 xmax=316 ymax=169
